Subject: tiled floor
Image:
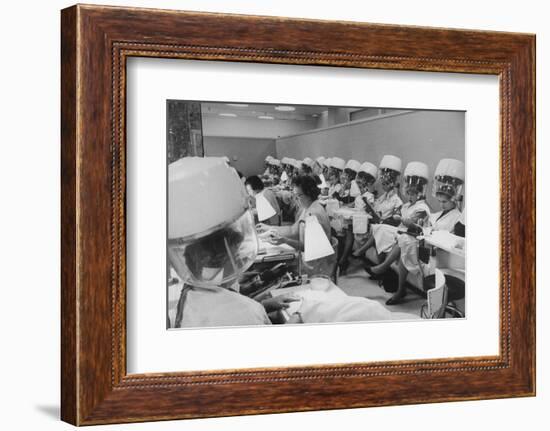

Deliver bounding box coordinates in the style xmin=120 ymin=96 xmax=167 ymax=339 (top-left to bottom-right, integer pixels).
xmin=337 ymin=257 xmax=426 ymax=320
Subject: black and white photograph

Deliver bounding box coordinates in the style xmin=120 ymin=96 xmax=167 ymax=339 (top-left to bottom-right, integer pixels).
xmin=1 ymin=0 xmax=543 ymax=429
xmin=166 ymin=101 xmax=466 ymax=328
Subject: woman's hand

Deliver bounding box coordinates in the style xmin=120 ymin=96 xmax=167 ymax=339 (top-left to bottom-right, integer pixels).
xmin=267 ymin=231 xmax=285 ymax=245
xmin=256 ymin=223 xmax=270 ymax=234
xmin=403 ymin=210 xmax=426 ymax=227
xmin=401 ymin=217 xmax=414 ymax=227
xmin=261 ymin=294 xmax=300 ymax=313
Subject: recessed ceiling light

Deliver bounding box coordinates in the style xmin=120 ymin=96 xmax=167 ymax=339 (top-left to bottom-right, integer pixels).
xmin=219 ymin=113 xmax=237 ymax=117
xmin=312 ymin=114 xmax=319 ymax=117
xmin=275 ymin=105 xmax=295 ymax=112
xmin=226 ymin=103 xmax=249 ymax=107
xmin=258 ymin=115 xmax=274 ymax=120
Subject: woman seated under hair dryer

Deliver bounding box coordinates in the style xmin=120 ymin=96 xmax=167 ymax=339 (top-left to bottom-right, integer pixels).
xmin=322 ymin=157 xmax=332 ymax=180
xmin=302 ymin=157 xmax=324 ymax=188
xmin=314 ymin=156 xmax=326 ymax=176
xmin=369 ymin=155 xmax=404 ymax=223
xmin=262 ymin=155 xmax=273 ymax=177
xmin=336 ymin=159 xmax=361 ymax=206
xmin=327 ymin=157 xmax=345 ymax=198
xmin=337 ymin=161 xmax=378 ymax=274
xmin=168 ymin=157 xmax=297 ymax=328
xmin=332 ymin=159 xmax=360 ymax=273
xmin=291 ymin=159 xmax=303 ymax=176
xmin=268 ymin=158 xmax=282 ymax=185
xmin=385 ymin=158 xmax=465 ymax=305
xmin=355 ymin=161 xmax=431 ymax=277
xmin=313 ymin=156 xmax=328 ymax=193
xmin=301 ymin=157 xmax=314 ymax=175
xmin=279 ymin=157 xmax=292 ymax=186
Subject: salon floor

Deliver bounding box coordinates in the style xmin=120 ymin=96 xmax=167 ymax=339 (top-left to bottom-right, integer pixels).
xmin=337 ymin=257 xmax=425 ymax=319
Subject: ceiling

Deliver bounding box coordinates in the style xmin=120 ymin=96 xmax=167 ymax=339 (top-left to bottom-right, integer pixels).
xmin=201 ymin=102 xmax=363 ymax=121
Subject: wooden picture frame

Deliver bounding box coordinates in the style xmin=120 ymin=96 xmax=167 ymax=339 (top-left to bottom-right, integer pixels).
xmin=61 ymin=4 xmax=535 ymax=425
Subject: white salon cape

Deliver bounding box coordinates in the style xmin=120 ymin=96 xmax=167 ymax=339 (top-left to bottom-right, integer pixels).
xmin=298 ymin=200 xmax=336 ymax=278
xmin=398 ymin=207 xmax=462 ymax=273
xmin=298 ymin=200 xmax=332 ymax=238
xmin=257 ymin=188 xmax=281 ymax=225
xmin=280 ymin=170 xmax=289 ymax=184
xmin=175 ymin=285 xmax=271 ymax=328
xmin=374 ymin=189 xmax=403 ymax=219
xmin=351 ymin=191 xmax=376 ymax=243
xmin=338 ymin=183 xmax=351 ymax=201
xmin=297 ymin=284 xmax=393 ymax=323
xmin=318 ymin=173 xmax=328 ymax=190
xmin=328 ymin=182 xmax=342 ymax=198
xmin=429 ymin=207 xmax=462 ymax=232
xmin=349 ymin=180 xmax=361 ymax=198
xmin=371 ymin=199 xmax=431 ymax=254
xmin=353 ymin=190 xmax=374 ymax=210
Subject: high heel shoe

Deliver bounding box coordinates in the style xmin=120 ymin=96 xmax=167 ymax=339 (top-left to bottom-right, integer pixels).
xmin=364 ymin=264 xmax=382 ymax=280
xmin=338 ymin=260 xmax=350 ymax=275
xmin=385 ymin=292 xmax=407 ymax=305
